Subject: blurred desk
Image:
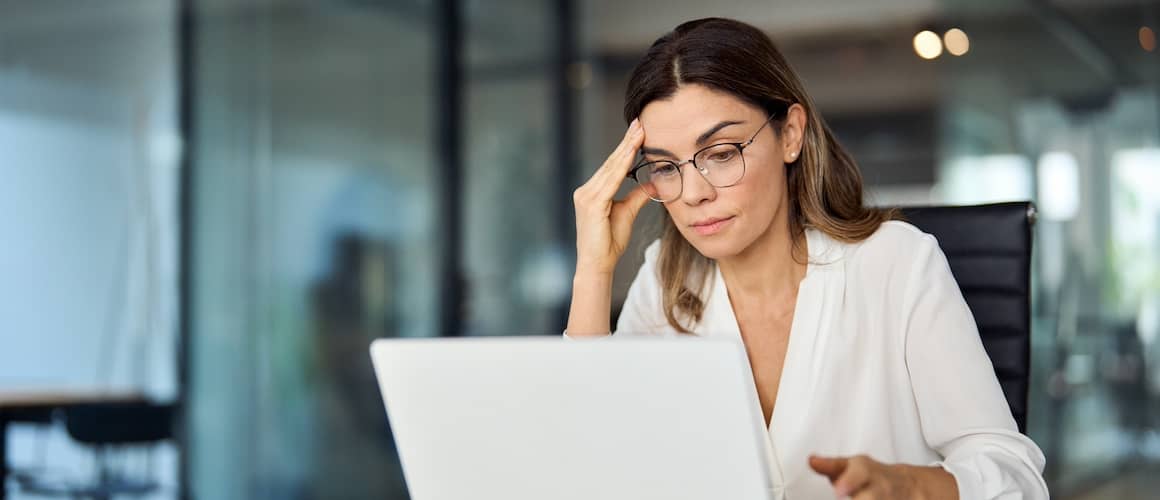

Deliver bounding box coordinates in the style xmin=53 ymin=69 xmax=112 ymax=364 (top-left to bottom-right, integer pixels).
xmin=0 ymin=389 xmax=145 ymax=500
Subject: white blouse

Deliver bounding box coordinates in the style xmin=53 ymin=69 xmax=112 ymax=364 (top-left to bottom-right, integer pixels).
xmin=569 ymin=221 xmax=1048 ymax=499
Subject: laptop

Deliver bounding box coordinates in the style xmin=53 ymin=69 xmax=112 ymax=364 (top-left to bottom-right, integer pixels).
xmin=369 ymin=336 xmax=775 ymax=500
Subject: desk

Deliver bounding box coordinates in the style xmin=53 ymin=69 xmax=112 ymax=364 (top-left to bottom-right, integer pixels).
xmin=0 ymin=390 xmax=145 ymax=500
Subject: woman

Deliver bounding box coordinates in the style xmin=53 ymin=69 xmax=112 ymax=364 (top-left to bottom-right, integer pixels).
xmin=566 ymin=17 xmax=1048 ymax=500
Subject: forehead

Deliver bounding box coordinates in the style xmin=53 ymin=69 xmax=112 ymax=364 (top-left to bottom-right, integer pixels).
xmin=638 ymin=84 xmax=762 ymax=147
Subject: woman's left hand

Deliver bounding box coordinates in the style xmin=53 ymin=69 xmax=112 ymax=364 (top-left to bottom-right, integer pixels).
xmin=808 ymin=454 xmax=959 ymax=499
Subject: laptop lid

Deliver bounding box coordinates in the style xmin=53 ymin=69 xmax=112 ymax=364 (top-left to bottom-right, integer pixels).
xmin=370 ymin=336 xmax=774 ymax=500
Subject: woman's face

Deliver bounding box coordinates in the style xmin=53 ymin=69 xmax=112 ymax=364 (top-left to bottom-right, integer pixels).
xmin=638 ymin=84 xmax=799 ymax=260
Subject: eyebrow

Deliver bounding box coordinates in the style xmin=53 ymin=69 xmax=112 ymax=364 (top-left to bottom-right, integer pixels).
xmin=639 ymin=119 xmax=747 ymax=159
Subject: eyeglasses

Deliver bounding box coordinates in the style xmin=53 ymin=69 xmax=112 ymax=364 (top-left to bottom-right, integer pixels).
xmin=627 ymin=111 xmax=783 ymax=203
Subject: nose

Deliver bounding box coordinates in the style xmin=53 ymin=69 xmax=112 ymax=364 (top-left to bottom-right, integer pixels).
xmin=679 ymin=163 xmax=716 ymax=206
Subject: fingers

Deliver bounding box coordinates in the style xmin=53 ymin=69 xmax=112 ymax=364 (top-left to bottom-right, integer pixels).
xmin=592 ymin=119 xmax=645 ymax=200
xmin=833 ymin=456 xmax=872 ymax=498
xmin=808 ymin=455 xmax=847 ymax=481
xmin=607 ymin=118 xmax=643 ymax=172
xmin=621 ymin=185 xmax=652 ymax=218
xmin=574 ymin=119 xmax=643 ymax=210
xmin=609 ymin=186 xmax=650 ymax=227
xmin=810 ymin=454 xmax=872 ymax=498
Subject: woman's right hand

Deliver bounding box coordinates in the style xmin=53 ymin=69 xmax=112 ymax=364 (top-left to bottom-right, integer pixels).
xmin=571 ymin=118 xmax=653 ymax=277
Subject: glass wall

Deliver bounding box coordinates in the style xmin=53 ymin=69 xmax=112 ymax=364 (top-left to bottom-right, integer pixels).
xmin=463 ymin=1 xmax=571 ymax=336
xmin=0 ymin=0 xmax=181 ymax=496
xmin=0 ymin=0 xmax=180 ymax=402
xmin=188 ymin=0 xmax=579 ymax=497
xmin=189 ymin=0 xmax=436 ymax=497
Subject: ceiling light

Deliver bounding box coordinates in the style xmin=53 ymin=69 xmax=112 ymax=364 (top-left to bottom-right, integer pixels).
xmin=944 ymin=28 xmax=970 ymax=56
xmin=914 ymin=30 xmax=942 ymax=60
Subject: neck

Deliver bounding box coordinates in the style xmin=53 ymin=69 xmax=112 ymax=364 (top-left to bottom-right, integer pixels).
xmin=717 ymin=210 xmax=808 ymax=303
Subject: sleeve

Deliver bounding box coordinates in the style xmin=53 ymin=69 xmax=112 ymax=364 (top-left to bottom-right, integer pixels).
xmin=564 ymin=240 xmax=667 ymax=339
xmin=902 ymin=233 xmax=1050 ymax=500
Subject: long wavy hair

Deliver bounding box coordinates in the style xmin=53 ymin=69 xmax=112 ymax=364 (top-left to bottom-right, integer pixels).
xmin=624 ymin=17 xmax=896 ymax=333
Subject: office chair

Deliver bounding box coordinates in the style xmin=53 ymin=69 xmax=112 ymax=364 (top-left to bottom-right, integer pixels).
xmin=899 ymin=201 xmax=1036 ymax=433
xmin=2 ymin=407 xmax=55 ymax=494
xmin=17 ymin=402 xmax=175 ymax=499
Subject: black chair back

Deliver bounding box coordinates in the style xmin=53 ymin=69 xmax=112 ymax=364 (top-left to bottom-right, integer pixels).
xmin=898 ymin=202 xmax=1035 ymax=433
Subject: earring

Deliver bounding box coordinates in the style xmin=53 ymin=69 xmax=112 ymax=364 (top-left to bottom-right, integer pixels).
xmin=789 ymin=151 xmax=798 ymax=159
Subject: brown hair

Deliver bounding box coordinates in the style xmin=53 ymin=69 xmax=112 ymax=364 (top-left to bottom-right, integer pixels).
xmin=623 ymin=17 xmax=896 ymax=333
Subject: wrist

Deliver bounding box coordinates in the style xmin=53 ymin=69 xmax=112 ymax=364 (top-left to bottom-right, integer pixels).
xmin=573 ymin=267 xmax=615 ymax=285
xmin=906 ymin=464 xmax=958 ymax=500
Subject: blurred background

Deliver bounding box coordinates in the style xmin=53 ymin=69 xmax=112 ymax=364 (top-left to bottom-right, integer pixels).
xmin=0 ymin=0 xmax=1158 ymax=498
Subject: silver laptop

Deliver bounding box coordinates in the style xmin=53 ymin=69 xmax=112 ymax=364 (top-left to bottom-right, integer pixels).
xmin=370 ymin=336 xmax=775 ymax=500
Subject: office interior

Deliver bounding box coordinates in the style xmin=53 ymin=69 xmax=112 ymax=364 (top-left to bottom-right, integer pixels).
xmin=1 ymin=0 xmax=1159 ymax=498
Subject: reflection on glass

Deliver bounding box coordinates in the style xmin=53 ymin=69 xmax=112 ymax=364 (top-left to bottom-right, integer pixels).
xmin=190 ymin=2 xmax=434 ymax=498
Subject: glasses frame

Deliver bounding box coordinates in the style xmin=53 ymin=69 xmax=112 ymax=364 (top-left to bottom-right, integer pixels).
xmin=627 ymin=108 xmax=787 ymax=202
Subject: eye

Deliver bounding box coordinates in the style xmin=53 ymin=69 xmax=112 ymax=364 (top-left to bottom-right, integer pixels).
xmin=705 ymin=149 xmax=737 ymax=162
xmin=649 ymin=163 xmax=679 ymax=177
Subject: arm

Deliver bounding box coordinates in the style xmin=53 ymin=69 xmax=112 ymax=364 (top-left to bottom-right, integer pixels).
xmin=566 ymin=240 xmax=664 ymax=338
xmin=902 ymin=234 xmax=1048 ymax=499
xmin=566 ymin=118 xmax=650 ymax=337
xmin=810 ymin=233 xmax=1047 ymax=499
xmin=810 ymin=455 xmax=957 ymax=500
xmin=566 ymin=271 xmax=615 ymax=337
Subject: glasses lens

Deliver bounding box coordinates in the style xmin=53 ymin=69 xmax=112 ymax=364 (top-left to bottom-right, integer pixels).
xmin=634 ymin=161 xmax=682 ymax=202
xmin=694 ymin=144 xmax=745 ymax=187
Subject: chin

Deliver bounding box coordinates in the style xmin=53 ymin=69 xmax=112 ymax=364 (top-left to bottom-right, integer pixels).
xmin=679 ymin=231 xmax=743 ymax=261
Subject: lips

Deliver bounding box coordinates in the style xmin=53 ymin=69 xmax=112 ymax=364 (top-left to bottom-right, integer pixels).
xmin=690 ymin=216 xmax=734 ymax=236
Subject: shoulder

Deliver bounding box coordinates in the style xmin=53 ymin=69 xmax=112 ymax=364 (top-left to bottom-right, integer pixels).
xmin=626 ymin=238 xmax=664 ymax=288
xmin=635 ymin=239 xmax=663 ymax=276
xmin=837 ymin=220 xmax=943 ymax=291
xmin=637 ymin=238 xmax=707 ymax=291
xmin=643 ymin=238 xmax=662 ymax=262
xmin=616 ymin=239 xmax=674 ymax=334
xmin=844 ymin=220 xmax=939 ymax=264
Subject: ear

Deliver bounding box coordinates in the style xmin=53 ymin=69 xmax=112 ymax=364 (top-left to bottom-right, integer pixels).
xmin=781 ymin=103 xmax=807 ymax=163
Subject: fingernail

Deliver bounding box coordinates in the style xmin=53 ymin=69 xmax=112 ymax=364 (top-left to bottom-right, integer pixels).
xmin=630 ymin=118 xmax=640 ymax=130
